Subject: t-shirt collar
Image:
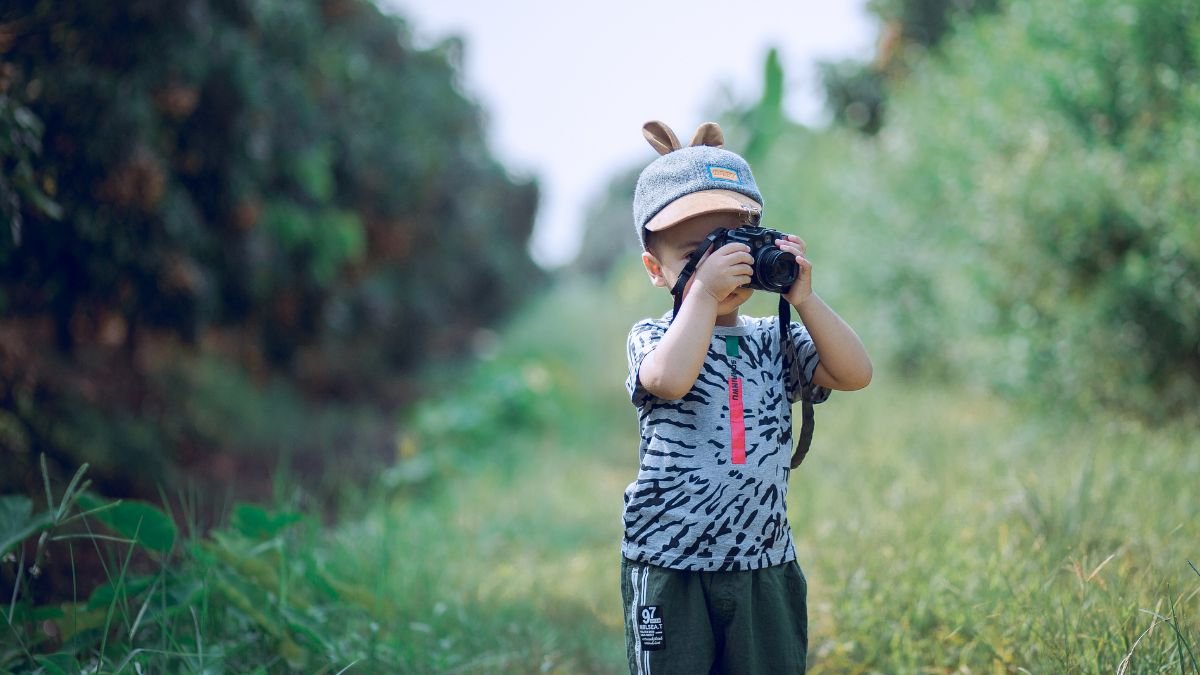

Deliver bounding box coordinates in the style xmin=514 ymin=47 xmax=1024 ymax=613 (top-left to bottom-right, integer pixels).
xmin=659 ymin=310 xmax=753 ymax=337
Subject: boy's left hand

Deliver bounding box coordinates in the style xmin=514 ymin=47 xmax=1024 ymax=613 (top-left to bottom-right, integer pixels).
xmin=776 ymin=234 xmax=813 ymax=307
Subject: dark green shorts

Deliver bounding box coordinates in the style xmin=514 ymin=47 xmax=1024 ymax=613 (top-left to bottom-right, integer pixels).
xmin=620 ymin=557 xmax=808 ymax=675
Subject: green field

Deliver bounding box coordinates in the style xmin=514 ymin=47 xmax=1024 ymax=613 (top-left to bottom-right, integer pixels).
xmin=348 ymin=274 xmax=1198 ymax=673
xmin=4 ymin=271 xmax=1197 ymax=673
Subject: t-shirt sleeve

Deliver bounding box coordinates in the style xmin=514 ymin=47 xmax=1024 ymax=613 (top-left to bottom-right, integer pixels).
xmin=786 ymin=321 xmax=831 ymax=405
xmin=626 ymin=320 xmax=666 ymax=406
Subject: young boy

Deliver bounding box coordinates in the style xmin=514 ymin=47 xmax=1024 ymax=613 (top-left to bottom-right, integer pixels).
xmin=622 ymin=120 xmax=872 ymax=674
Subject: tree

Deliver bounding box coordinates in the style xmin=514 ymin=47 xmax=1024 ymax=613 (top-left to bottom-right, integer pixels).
xmin=0 ymin=0 xmax=543 ymax=497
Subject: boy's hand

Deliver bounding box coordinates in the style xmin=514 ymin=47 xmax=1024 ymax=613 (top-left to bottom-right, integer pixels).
xmin=776 ymin=235 xmax=813 ymax=307
xmin=690 ymin=242 xmax=753 ymax=303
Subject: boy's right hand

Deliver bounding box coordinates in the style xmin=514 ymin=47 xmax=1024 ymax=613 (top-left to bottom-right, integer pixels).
xmin=690 ymin=243 xmax=754 ymax=303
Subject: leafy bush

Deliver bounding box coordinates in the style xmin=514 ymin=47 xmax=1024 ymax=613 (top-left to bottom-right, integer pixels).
xmin=2 ymin=463 xmax=390 ymax=672
xmin=580 ymin=0 xmax=1200 ymax=418
xmin=0 ymin=0 xmax=542 ymax=496
xmin=819 ymin=59 xmax=888 ymax=135
xmin=820 ymin=0 xmax=1003 ymax=135
xmin=869 ymin=0 xmax=1200 ymax=417
xmin=869 ymin=0 xmax=1002 ymax=48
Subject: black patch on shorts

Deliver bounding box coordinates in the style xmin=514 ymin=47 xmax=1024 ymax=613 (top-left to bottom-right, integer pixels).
xmin=637 ymin=605 xmax=665 ymax=651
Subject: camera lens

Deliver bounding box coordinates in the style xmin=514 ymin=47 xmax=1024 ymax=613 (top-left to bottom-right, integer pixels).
xmin=755 ymin=248 xmax=798 ymax=292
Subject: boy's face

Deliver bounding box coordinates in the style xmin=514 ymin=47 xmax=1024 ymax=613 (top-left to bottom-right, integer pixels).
xmin=641 ymin=211 xmax=753 ymax=315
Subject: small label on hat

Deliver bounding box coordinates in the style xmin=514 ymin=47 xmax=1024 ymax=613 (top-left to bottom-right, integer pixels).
xmin=706 ymin=165 xmax=740 ymax=183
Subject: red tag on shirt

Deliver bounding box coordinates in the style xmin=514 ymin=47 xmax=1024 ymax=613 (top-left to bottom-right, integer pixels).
xmin=728 ymin=376 xmax=746 ymax=464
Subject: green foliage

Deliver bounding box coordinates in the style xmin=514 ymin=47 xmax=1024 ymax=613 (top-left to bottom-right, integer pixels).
xmin=858 ymin=0 xmax=1200 ymax=416
xmin=2 ymin=462 xmax=391 ymax=672
xmin=793 ymin=377 xmax=1200 ymax=672
xmin=760 ymin=0 xmax=1200 ymax=418
xmin=0 ymin=0 xmax=542 ymax=498
xmin=573 ymin=166 xmax=641 ymax=279
xmin=0 ymin=495 xmax=53 ymax=559
xmin=392 ymin=284 xmax=606 ymax=489
xmin=818 ymin=59 xmax=887 ymax=135
xmin=869 ymin=0 xmax=1002 ymax=47
xmin=406 ymin=357 xmax=559 ymax=462
xmin=230 ymin=503 xmax=304 ymax=541
xmin=259 ymin=200 xmax=365 ymax=287
xmin=0 ymin=87 xmax=60 ymax=248
xmin=821 ymin=0 xmax=1002 ymax=135
xmin=739 ymin=47 xmax=787 ymax=165
xmin=75 ymin=494 xmax=177 ymax=554
xmin=1 ymin=459 xmax=90 ymax=558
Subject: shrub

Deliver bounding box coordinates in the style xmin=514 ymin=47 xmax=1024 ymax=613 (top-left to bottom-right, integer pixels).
xmin=0 ymin=0 xmax=543 ymax=495
xmin=852 ymin=0 xmax=1200 ymax=417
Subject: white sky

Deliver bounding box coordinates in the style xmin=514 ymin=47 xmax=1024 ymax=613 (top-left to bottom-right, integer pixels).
xmin=384 ymin=0 xmax=877 ymax=267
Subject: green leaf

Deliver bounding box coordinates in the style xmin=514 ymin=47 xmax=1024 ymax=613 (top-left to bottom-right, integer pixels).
xmin=294 ymin=143 xmax=334 ymax=202
xmin=85 ymin=575 xmax=156 ymax=610
xmin=231 ymin=503 xmax=304 ymax=540
xmin=33 ymin=652 xmax=80 ymax=675
xmin=1 ymin=495 xmax=33 ymax=529
xmin=0 ymin=495 xmax=54 ymax=557
xmin=76 ymin=494 xmax=176 ymax=554
xmin=29 ymin=190 xmax=63 ymax=220
xmin=47 ymin=602 xmax=110 ymax=645
xmin=380 ymin=456 xmax=435 ymax=489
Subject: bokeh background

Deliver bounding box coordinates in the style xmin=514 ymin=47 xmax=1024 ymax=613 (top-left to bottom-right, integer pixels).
xmin=2 ymin=0 xmax=1198 ymax=672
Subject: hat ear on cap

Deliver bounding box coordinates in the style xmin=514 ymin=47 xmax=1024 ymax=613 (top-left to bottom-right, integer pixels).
xmin=642 ymin=120 xmax=682 ymax=156
xmin=689 ymin=122 xmax=724 ymax=148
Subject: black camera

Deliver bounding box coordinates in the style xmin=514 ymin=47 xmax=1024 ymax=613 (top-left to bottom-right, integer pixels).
xmin=714 ymin=226 xmax=797 ymax=293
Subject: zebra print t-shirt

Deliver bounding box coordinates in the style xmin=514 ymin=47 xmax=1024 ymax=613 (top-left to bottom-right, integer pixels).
xmin=622 ymin=313 xmax=829 ymax=572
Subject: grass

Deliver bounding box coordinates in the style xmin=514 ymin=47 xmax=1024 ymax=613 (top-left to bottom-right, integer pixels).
xmin=2 ymin=270 xmax=1198 ymax=673
xmin=797 ymin=381 xmax=1199 ymax=673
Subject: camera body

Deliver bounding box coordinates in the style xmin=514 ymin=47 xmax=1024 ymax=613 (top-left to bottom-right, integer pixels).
xmin=714 ymin=226 xmax=797 ymax=293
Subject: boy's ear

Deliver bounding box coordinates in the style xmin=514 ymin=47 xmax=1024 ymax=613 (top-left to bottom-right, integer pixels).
xmin=642 ymin=120 xmax=682 ymax=156
xmin=690 ymin=122 xmax=724 ymax=148
xmin=641 ymin=250 xmax=669 ymax=288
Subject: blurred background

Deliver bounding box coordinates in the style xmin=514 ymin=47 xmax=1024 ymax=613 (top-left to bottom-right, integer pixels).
xmin=1 ymin=0 xmax=1198 ymax=672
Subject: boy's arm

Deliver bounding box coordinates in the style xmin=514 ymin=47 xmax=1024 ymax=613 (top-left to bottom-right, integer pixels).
xmin=796 ymin=293 xmax=872 ymax=391
xmin=777 ymin=235 xmax=873 ymax=391
xmin=637 ymin=291 xmax=719 ymax=400
xmin=638 ymin=244 xmax=753 ymax=400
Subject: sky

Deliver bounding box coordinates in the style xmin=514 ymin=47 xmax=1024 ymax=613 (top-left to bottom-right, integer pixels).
xmin=384 ymin=1 xmax=877 ymax=267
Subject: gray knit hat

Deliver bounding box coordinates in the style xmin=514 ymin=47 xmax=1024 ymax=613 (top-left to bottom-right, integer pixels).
xmin=632 ymin=120 xmax=763 ymax=250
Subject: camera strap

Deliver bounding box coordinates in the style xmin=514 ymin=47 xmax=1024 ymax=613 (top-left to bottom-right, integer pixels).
xmin=669 ymin=227 xmax=728 ymax=320
xmin=782 ymin=294 xmax=817 ymax=469
xmin=667 ymin=227 xmax=815 ymax=471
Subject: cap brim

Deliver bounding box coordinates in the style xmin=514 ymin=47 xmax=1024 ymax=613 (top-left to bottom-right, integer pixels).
xmin=644 ymin=189 xmax=762 ymax=233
